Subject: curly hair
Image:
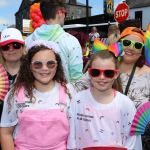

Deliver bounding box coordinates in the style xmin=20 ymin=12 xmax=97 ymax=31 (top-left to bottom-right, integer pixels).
xmin=8 ymin=45 xmax=70 ymax=106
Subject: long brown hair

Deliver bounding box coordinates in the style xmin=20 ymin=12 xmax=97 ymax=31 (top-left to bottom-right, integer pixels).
xmin=89 ymin=50 xmax=123 ymax=93
xmin=8 ymin=45 xmax=70 ymax=106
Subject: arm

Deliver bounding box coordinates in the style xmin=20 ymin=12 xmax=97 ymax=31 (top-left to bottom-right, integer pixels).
xmin=0 ymin=101 xmax=3 ymax=145
xmin=1 ymin=127 xmax=15 ymax=150
xmin=121 ymin=98 xmax=141 ymax=150
xmin=67 ymin=97 xmax=77 ymax=149
xmin=68 ymin=36 xmax=84 ymax=82
xmin=0 ymin=90 xmax=18 ymax=150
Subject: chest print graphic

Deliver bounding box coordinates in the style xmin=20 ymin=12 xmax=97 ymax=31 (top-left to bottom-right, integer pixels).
xmin=111 ymin=131 xmax=114 ymax=135
xmin=55 ymin=102 xmax=59 ymax=106
xmin=78 ymin=137 xmax=81 ymax=140
xmin=93 ymin=139 xmax=99 ymax=143
xmin=77 ymin=99 xmax=81 ymax=104
xmin=77 ymin=113 xmax=94 ymax=122
xmin=128 ymin=121 xmax=131 ymax=125
xmin=99 ymin=116 xmax=104 ymax=120
xmin=85 ymin=107 xmax=91 ymax=111
xmin=38 ymin=100 xmax=42 ymax=103
xmin=85 ymin=129 xmax=89 ymax=132
xmin=116 ymin=120 xmax=120 ymax=124
xmin=55 ymin=102 xmax=67 ymax=111
xmin=17 ymin=101 xmax=30 ymax=112
xmin=68 ymin=116 xmax=72 ymax=120
xmin=99 ymin=129 xmax=104 ymax=133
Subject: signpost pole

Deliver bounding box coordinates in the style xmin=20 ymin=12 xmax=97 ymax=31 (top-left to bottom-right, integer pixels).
xmin=86 ymin=0 xmax=89 ymax=34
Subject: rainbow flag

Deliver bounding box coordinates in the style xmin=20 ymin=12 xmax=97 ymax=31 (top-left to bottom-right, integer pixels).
xmin=145 ymin=23 xmax=150 ymax=66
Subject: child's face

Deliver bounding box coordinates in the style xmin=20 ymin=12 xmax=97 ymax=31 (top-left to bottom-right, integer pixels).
xmin=89 ymin=57 xmax=118 ymax=92
xmin=30 ymin=49 xmax=57 ymax=86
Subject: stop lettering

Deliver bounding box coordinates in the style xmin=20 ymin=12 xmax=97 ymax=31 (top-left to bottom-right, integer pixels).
xmin=115 ymin=9 xmax=128 ymax=18
xmin=114 ymin=2 xmax=129 ymax=23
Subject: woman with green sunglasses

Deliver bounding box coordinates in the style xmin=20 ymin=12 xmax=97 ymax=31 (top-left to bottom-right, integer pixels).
xmin=119 ymin=27 xmax=150 ymax=150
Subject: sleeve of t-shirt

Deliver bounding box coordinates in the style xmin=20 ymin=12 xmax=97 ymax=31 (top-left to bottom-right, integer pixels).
xmin=0 ymin=91 xmax=18 ymax=127
xmin=96 ymin=33 xmax=100 ymax=38
xmin=120 ymin=95 xmax=140 ymax=150
xmin=67 ymin=96 xmax=77 ymax=149
xmin=67 ymin=35 xmax=84 ymax=82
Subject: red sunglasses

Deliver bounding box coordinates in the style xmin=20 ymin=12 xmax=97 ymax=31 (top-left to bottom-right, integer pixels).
xmin=88 ymin=68 xmax=118 ymax=78
xmin=1 ymin=42 xmax=23 ymax=51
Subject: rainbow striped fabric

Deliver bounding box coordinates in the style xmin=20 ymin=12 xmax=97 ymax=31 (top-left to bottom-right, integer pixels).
xmin=145 ymin=23 xmax=150 ymax=66
xmin=92 ymin=38 xmax=123 ymax=57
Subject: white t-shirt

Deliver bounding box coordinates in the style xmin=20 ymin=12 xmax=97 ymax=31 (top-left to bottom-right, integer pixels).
xmin=0 ymin=82 xmax=75 ymax=138
xmin=89 ymin=32 xmax=100 ymax=42
xmin=67 ymin=89 xmax=142 ymax=150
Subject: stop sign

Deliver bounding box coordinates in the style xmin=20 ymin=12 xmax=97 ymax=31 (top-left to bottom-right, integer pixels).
xmin=114 ymin=2 xmax=129 ymax=23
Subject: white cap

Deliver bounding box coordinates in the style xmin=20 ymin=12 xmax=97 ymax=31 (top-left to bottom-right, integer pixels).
xmin=0 ymin=28 xmax=24 ymax=46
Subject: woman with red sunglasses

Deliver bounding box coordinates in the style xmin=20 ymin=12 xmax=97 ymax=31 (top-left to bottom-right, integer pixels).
xmin=119 ymin=27 xmax=150 ymax=150
xmin=67 ymin=50 xmax=141 ymax=150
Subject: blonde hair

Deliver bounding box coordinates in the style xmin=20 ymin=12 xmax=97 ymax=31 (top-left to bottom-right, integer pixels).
xmin=107 ymin=33 xmax=120 ymax=45
xmin=0 ymin=46 xmax=26 ymax=65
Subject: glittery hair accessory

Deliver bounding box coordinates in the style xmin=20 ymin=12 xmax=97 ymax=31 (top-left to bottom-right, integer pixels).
xmin=27 ymin=40 xmax=60 ymax=54
xmin=92 ymin=38 xmax=124 ymax=58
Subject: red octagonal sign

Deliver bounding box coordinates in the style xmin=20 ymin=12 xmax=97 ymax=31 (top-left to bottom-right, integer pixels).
xmin=114 ymin=2 xmax=129 ymax=23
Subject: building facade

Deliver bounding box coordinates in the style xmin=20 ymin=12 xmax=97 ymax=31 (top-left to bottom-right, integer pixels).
xmin=126 ymin=0 xmax=150 ymax=30
xmin=15 ymin=0 xmax=91 ymax=32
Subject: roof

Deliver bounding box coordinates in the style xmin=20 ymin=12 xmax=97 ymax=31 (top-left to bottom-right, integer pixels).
xmin=127 ymin=0 xmax=150 ymax=9
xmin=65 ymin=14 xmax=115 ymax=25
xmin=69 ymin=2 xmax=92 ymax=8
xmin=16 ymin=0 xmax=92 ymax=14
xmin=63 ymin=22 xmax=116 ymax=29
xmin=15 ymin=0 xmax=32 ymax=15
xmin=77 ymin=2 xmax=85 ymax=6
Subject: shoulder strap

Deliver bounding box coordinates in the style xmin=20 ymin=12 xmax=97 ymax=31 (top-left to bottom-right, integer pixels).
xmin=124 ymin=63 xmax=137 ymax=95
xmin=59 ymin=85 xmax=67 ymax=104
xmin=17 ymin=87 xmax=25 ymax=103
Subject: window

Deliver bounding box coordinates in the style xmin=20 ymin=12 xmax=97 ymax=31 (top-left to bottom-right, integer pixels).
xmin=77 ymin=8 xmax=82 ymax=18
xmin=135 ymin=11 xmax=142 ymax=28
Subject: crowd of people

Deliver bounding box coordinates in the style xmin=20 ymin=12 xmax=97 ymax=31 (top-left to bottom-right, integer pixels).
xmin=0 ymin=0 xmax=150 ymax=150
